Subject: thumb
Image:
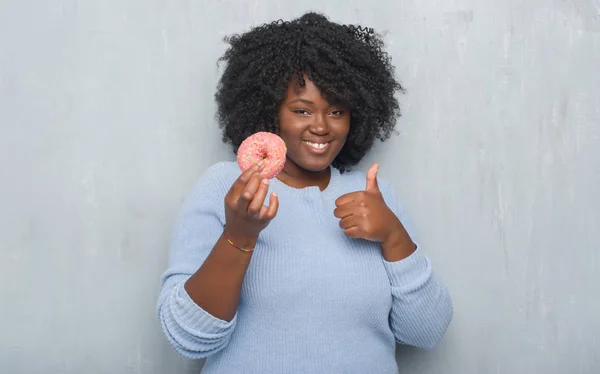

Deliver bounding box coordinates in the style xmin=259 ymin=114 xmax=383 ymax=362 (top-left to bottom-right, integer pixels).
xmin=366 ymin=163 xmax=380 ymax=191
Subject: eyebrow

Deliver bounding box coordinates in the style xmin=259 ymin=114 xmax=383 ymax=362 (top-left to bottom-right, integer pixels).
xmin=289 ymin=98 xmax=314 ymax=105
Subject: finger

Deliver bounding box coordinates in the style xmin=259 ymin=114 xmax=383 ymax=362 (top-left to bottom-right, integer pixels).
xmin=247 ymin=178 xmax=270 ymax=216
xmin=261 ymin=192 xmax=279 ymax=220
xmin=339 ymin=215 xmax=360 ymax=230
xmin=335 ymin=192 xmax=358 ymax=207
xmin=333 ymin=205 xmax=355 ymax=219
xmin=366 ymin=163 xmax=380 ymax=192
xmin=232 ymin=160 xmax=265 ymax=194
xmin=237 ymin=173 xmax=262 ymax=212
xmin=343 ymin=226 xmax=361 ymax=239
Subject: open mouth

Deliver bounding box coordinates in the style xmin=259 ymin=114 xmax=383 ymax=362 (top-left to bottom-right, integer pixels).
xmin=303 ymin=141 xmax=331 ymax=150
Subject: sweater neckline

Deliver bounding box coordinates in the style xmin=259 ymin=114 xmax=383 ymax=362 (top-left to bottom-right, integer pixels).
xmin=272 ymin=166 xmax=342 ymax=199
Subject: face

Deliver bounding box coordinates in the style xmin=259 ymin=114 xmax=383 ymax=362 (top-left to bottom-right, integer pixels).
xmin=277 ymin=77 xmax=351 ymax=178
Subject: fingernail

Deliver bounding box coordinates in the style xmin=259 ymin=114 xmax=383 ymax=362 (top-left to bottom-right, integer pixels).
xmin=262 ymin=178 xmax=269 ymax=185
xmin=257 ymin=159 xmax=264 ymax=166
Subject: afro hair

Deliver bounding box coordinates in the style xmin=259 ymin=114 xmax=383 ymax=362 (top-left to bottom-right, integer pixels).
xmin=215 ymin=12 xmax=404 ymax=172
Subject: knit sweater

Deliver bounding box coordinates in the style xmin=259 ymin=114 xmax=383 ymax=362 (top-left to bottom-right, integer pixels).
xmin=156 ymin=161 xmax=453 ymax=374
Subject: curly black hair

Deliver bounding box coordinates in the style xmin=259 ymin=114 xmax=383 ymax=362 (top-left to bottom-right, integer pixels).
xmin=215 ymin=12 xmax=404 ymax=172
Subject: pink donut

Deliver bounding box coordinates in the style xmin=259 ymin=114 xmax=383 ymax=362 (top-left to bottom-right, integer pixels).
xmin=237 ymin=132 xmax=287 ymax=179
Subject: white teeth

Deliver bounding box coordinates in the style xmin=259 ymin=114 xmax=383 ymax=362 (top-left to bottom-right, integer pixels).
xmin=305 ymin=141 xmax=328 ymax=149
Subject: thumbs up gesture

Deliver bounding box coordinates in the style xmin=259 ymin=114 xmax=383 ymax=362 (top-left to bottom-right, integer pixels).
xmin=334 ymin=163 xmax=401 ymax=243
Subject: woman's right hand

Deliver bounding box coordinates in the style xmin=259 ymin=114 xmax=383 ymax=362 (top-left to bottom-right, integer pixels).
xmin=223 ymin=160 xmax=279 ymax=248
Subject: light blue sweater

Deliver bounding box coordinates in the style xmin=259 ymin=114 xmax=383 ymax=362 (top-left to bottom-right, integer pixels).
xmin=157 ymin=161 xmax=453 ymax=373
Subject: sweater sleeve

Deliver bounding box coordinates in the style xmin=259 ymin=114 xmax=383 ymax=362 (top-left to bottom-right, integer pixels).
xmin=379 ymin=180 xmax=453 ymax=349
xmin=156 ymin=163 xmax=237 ymax=359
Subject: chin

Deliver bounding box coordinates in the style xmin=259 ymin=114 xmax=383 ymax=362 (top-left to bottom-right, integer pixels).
xmin=294 ymin=157 xmax=336 ymax=173
xmin=303 ymin=163 xmax=331 ymax=172
xmin=285 ymin=146 xmax=342 ymax=173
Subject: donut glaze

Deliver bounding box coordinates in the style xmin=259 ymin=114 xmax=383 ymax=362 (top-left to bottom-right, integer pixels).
xmin=237 ymin=132 xmax=287 ymax=179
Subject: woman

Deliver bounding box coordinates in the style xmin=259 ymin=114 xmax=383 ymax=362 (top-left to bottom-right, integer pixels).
xmin=157 ymin=12 xmax=453 ymax=373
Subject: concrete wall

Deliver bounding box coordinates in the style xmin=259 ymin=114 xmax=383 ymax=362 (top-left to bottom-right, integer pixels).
xmin=1 ymin=0 xmax=599 ymax=372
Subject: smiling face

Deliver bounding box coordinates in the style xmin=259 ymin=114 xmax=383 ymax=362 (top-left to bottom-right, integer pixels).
xmin=277 ymin=76 xmax=351 ymax=181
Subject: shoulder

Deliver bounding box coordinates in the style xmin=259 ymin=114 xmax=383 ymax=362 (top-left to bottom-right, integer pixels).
xmin=198 ymin=160 xmax=241 ymax=186
xmin=336 ymin=167 xmax=397 ymax=197
xmin=336 ymin=168 xmax=365 ymax=185
xmin=185 ymin=161 xmax=240 ymax=200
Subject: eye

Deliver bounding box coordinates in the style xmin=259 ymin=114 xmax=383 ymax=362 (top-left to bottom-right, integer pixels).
xmin=330 ymin=110 xmax=345 ymax=116
xmin=293 ymin=109 xmax=310 ymax=115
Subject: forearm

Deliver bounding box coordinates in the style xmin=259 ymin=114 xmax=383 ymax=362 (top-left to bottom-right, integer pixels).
xmin=184 ymin=230 xmax=257 ymax=321
xmin=376 ymin=184 xmax=452 ymax=347
xmin=383 ymin=249 xmax=453 ymax=349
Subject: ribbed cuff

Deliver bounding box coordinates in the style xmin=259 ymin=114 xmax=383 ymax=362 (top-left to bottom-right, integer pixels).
xmin=382 ymin=247 xmax=432 ymax=288
xmin=174 ymin=282 xmax=237 ymax=334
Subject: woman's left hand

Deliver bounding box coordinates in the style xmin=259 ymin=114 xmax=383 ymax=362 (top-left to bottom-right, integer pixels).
xmin=334 ymin=163 xmax=402 ymax=243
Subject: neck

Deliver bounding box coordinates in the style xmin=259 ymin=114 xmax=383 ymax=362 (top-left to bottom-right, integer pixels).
xmin=277 ymin=160 xmax=331 ymax=191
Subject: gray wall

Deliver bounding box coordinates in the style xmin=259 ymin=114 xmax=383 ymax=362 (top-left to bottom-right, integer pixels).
xmin=1 ymin=0 xmax=599 ymax=373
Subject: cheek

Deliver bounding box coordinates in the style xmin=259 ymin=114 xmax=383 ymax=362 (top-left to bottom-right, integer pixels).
xmin=276 ymin=113 xmax=291 ymax=136
xmin=276 ymin=117 xmax=300 ymax=148
xmin=335 ymin=120 xmax=351 ymax=138
xmin=278 ymin=115 xmax=304 ymax=136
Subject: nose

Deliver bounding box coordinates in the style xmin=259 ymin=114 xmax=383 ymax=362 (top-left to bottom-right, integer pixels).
xmin=309 ymin=114 xmax=329 ymax=136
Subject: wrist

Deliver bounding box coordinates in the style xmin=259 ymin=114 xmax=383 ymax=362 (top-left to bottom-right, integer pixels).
xmin=380 ymin=224 xmax=416 ymax=262
xmin=222 ymin=227 xmax=258 ymax=250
